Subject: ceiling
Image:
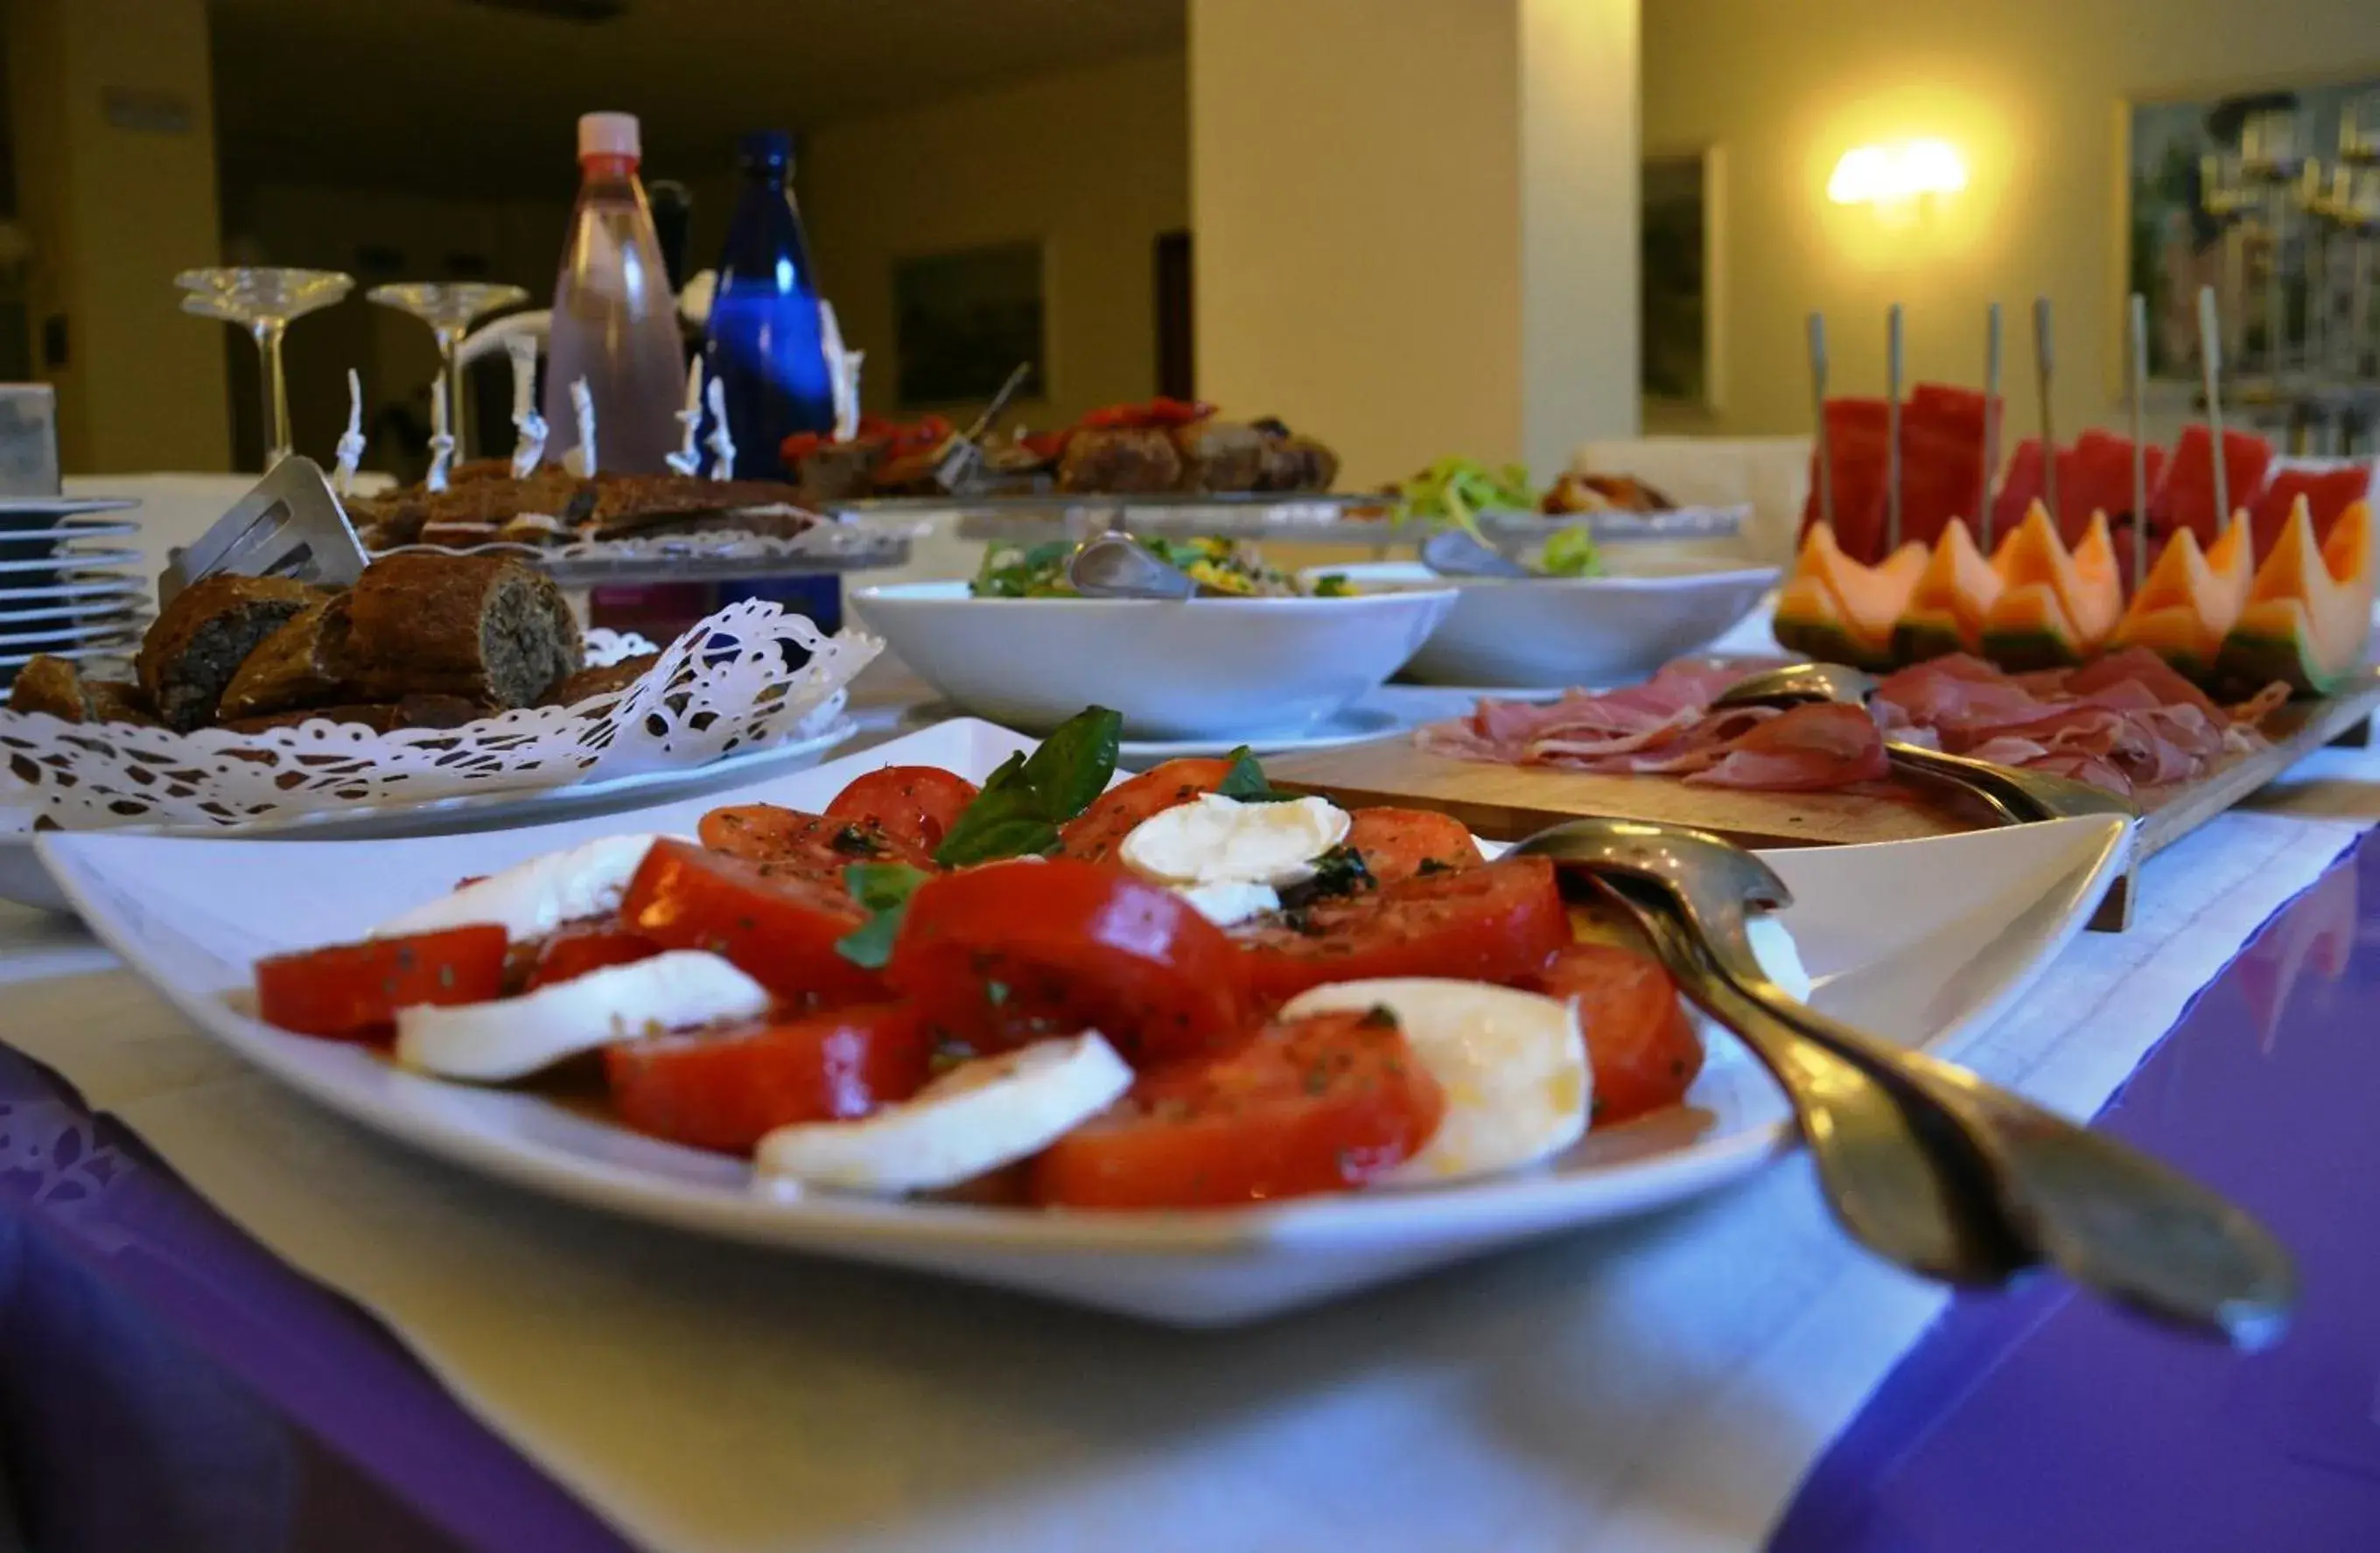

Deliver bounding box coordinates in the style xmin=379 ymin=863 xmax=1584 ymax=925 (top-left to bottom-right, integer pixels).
xmin=208 ymin=0 xmax=1186 ymax=194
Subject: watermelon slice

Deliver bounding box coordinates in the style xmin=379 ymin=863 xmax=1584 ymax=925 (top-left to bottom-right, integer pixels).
xmin=2151 ymin=425 xmax=2273 ymax=543
xmin=2057 ymin=430 xmax=2166 ymax=548
xmin=1799 ymin=398 xmax=1892 ymax=563
xmin=1900 ymin=385 xmax=1994 ymax=555
xmin=1988 ymin=438 xmax=2049 ymax=543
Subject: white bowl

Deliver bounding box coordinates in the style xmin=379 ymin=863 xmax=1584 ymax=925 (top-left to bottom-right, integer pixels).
xmin=1312 ymin=558 xmax=1778 ymax=689
xmin=849 ymin=580 xmax=1458 ymax=738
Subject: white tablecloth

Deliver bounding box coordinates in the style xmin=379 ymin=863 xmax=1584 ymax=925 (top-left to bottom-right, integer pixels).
xmin=1 ymin=704 xmax=2375 ymax=1553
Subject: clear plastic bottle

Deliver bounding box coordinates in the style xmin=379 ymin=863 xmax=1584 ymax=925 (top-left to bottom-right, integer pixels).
xmin=543 ymin=111 xmax=685 ymax=474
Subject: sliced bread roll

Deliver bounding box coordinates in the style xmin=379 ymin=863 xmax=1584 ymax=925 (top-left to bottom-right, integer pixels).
xmin=136 ymin=574 xmax=323 ymax=731
xmin=346 ymin=553 xmax=581 ymax=709
xmin=217 ymin=595 xmax=355 ymax=721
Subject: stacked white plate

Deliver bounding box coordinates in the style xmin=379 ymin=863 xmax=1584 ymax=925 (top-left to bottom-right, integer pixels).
xmin=0 ymin=496 xmax=146 ymax=679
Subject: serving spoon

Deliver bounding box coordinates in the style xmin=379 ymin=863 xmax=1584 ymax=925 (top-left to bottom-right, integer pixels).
xmin=1064 ymin=533 xmax=1207 ymax=599
xmin=1514 ymin=816 xmax=2298 ymax=1347
xmin=1714 ymin=661 xmax=2140 ymax=828
xmin=1419 ymin=526 xmax=1536 ymax=580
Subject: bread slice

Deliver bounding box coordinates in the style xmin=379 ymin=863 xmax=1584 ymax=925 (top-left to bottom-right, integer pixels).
xmin=544 ymin=652 xmax=659 ymax=708
xmin=219 ymin=692 xmax=490 ymax=735
xmin=217 ymin=595 xmax=355 ymax=721
xmin=9 ymin=656 xmax=163 ymax=726
xmin=346 ymin=553 xmax=582 ymax=709
xmin=136 ymin=574 xmax=323 ymax=731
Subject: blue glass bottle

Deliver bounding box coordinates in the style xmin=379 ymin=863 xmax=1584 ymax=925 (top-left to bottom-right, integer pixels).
xmin=704 ymin=129 xmax=842 ymax=633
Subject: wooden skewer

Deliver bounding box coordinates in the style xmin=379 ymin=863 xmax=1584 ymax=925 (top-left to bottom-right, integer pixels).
xmin=1809 ymin=311 xmax=1833 ymax=531
xmin=1981 ymin=302 xmax=2002 ymax=550
xmin=2128 ymin=291 xmax=2149 ymax=595
xmin=2033 ymin=297 xmax=2058 ymax=528
xmin=2198 ymin=284 xmax=2231 ymax=528
xmin=1886 ymin=303 xmax=1905 ymax=553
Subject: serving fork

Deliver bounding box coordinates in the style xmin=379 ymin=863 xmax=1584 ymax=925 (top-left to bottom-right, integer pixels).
xmin=160 ymin=455 xmax=369 ymax=606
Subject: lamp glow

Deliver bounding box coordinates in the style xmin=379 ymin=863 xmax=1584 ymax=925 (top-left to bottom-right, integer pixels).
xmin=1828 ymin=138 xmax=1969 ymax=206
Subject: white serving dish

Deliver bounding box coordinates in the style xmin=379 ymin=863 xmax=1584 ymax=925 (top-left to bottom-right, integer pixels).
xmin=849 ymin=580 xmax=1458 ymax=738
xmin=44 ymin=717 xmax=2130 ymax=1325
xmin=1318 ymin=558 xmax=1778 ymax=689
xmin=0 ymin=717 xmax=856 ymax=914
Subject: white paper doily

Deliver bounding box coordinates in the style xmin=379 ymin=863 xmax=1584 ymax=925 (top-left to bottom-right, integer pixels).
xmin=0 ymin=599 xmax=880 ymax=830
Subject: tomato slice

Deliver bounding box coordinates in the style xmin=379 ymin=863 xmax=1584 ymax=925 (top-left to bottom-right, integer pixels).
xmin=605 ymin=1002 xmax=933 ymax=1153
xmin=823 ymin=766 xmax=981 ymax=857
xmin=524 ymin=926 xmax=661 ymax=991
xmin=1343 ymin=807 xmax=1480 ymax=886
xmin=1235 ymin=857 xmax=1572 ymax=1007
xmin=697 ymin=804 xmax=934 ymax=878
xmin=620 ymin=839 xmax=885 ymax=1006
xmin=1531 ymin=942 xmax=1704 ymax=1123
xmin=1054 ymin=757 xmax=1235 ymax=864
xmin=1030 ymin=1010 xmax=1444 ymax=1208
xmin=255 ymin=925 xmax=509 ymax=1040
xmin=886 ymin=857 xmax=1248 ymax=1063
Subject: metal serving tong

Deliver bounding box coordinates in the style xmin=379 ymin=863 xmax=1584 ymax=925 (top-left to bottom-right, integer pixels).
xmin=1715 ymin=661 xmax=2140 ymax=829
xmin=1513 ymin=815 xmax=2296 ymax=1347
xmin=159 ymin=455 xmax=369 ymax=606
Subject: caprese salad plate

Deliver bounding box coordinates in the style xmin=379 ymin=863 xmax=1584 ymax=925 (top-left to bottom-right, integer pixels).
xmin=40 ymin=716 xmax=2129 ymax=1324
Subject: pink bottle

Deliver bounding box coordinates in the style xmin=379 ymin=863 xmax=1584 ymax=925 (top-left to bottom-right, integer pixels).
xmin=543 ymin=111 xmax=685 ymax=474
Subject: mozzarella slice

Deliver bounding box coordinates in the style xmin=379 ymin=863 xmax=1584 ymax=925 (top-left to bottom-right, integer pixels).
xmin=1173 ymin=878 xmax=1281 ymax=927
xmin=1119 ymin=793 xmax=1349 ymax=888
xmin=371 ymin=833 xmax=678 ymax=941
xmin=395 ymin=949 xmax=769 ymax=1082
xmin=1283 ymin=978 xmax=1589 ymax=1184
xmin=754 ymin=1032 xmax=1132 ymax=1195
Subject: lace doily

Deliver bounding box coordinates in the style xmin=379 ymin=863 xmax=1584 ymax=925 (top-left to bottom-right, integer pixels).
xmin=0 ymin=599 xmax=880 ymax=830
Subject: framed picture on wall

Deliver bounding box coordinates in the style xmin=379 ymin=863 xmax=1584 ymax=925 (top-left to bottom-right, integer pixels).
xmin=892 ymin=241 xmax=1047 ymax=409
xmin=1642 ymin=147 xmax=1722 ymax=415
xmin=2128 ymin=81 xmax=2380 ymax=390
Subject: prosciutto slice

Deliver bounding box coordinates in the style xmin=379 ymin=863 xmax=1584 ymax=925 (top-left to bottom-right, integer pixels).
xmin=1419 ymin=650 xmax=2290 ymax=798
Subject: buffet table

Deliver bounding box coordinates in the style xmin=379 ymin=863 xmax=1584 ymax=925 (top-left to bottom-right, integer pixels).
xmin=1 ymin=661 xmax=2376 ymax=1552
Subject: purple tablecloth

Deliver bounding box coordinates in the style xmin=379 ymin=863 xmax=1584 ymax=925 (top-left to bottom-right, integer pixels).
xmin=2 ymin=833 xmax=2374 ymax=1550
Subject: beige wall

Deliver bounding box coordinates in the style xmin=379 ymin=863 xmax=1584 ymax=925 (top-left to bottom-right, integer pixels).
xmin=9 ymin=0 xmax=230 ymax=473
xmin=800 ymin=52 xmax=1189 ymax=431
xmin=1645 ymin=0 xmax=2380 ymax=442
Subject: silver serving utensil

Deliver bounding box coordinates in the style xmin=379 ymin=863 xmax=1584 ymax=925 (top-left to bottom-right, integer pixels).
xmin=159 ymin=455 xmax=368 ymax=607
xmin=933 ymin=361 xmax=1036 ymax=495
xmin=1516 ymin=817 xmax=2299 ymax=1346
xmin=1419 ymin=526 xmax=1535 ymax=579
xmin=1626 ymin=886 xmax=2022 ymax=1282
xmin=1712 ymin=661 xmax=2139 ymax=828
xmin=1064 ymin=532 xmax=1204 ymax=599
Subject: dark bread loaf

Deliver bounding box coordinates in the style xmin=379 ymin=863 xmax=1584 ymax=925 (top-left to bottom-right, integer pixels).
xmin=1058 ymin=428 xmax=1182 ymax=494
xmin=217 ymin=595 xmax=355 ymax=721
xmin=543 ymin=652 xmax=660 ymax=708
xmin=137 ymin=574 xmax=323 ymax=731
xmin=1255 ymin=430 xmax=1340 ymax=493
xmin=587 ymin=474 xmax=810 ymax=538
xmin=8 ymin=654 xmax=93 ymax=721
xmin=346 ymin=553 xmax=581 ymax=709
xmin=85 ymin=679 xmax=160 ymax=726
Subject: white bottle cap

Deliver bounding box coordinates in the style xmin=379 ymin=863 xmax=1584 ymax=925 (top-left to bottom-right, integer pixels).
xmin=578 ymin=111 xmax=640 ymax=161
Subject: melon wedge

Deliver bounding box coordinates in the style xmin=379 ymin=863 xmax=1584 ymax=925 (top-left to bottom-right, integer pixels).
xmin=1892 ymin=517 xmax=2004 ymax=662
xmin=2216 ymin=497 xmax=2375 ymax=696
xmin=1978 ymin=501 xmax=2124 ymax=668
xmin=1772 ymin=521 xmax=1928 ymax=668
xmin=2109 ymin=518 xmax=2252 ymax=681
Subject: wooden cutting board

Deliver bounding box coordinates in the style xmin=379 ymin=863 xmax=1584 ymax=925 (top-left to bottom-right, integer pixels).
xmin=1270 ymin=668 xmax=2380 ymax=929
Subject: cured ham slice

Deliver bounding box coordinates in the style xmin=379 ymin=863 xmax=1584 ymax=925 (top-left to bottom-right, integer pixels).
xmin=1420 ymin=651 xmax=2288 ymax=799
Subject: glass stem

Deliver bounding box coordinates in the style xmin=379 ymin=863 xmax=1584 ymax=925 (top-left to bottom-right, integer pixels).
xmin=437 ymin=325 xmax=467 ymax=464
xmin=254 ymin=318 xmax=291 ymax=469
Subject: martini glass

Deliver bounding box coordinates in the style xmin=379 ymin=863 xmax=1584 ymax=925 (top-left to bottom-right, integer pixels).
xmin=366 ymin=282 xmax=531 ymax=465
xmin=177 ymin=267 xmax=355 ymax=469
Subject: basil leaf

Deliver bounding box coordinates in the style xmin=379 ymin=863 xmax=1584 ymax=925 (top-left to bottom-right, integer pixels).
xmin=1018 ymin=706 xmax=1122 ymax=820
xmin=1214 ymin=745 xmax=1298 ymax=803
xmin=834 ymin=862 xmax=933 ymax=969
xmin=930 ymin=707 xmax=1124 ymax=866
